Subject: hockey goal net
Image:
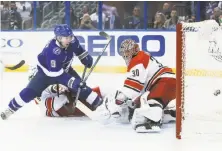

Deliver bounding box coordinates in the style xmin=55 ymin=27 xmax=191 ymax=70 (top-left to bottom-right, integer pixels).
xmin=176 ymin=20 xmax=222 ymax=140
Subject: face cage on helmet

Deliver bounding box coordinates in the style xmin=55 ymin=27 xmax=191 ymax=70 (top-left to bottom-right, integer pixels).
xmin=119 ymin=48 xmax=135 ymax=66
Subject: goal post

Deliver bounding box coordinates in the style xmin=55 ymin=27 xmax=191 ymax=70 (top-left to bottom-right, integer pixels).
xmin=176 ymin=23 xmax=183 ymax=139
xmin=176 ymin=20 xmax=222 ymax=140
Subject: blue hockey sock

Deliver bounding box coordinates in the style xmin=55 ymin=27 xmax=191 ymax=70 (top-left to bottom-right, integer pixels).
xmin=8 ymin=88 xmax=37 ymax=112
xmin=8 ymin=98 xmax=22 ymax=112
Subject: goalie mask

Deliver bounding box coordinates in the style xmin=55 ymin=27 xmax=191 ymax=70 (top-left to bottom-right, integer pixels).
xmin=119 ymin=39 xmax=139 ymax=65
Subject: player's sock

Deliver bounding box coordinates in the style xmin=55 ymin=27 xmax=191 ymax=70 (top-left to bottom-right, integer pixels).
xmin=8 ymin=92 xmax=28 ymax=112
xmin=8 ymin=98 xmax=23 ymax=112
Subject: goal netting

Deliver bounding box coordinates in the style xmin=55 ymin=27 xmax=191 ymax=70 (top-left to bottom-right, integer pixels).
xmin=176 ymin=20 xmax=222 ymax=140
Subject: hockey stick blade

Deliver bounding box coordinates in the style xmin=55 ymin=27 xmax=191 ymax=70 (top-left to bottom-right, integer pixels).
xmin=99 ymin=31 xmax=111 ymax=40
xmin=5 ymin=60 xmax=25 ymax=70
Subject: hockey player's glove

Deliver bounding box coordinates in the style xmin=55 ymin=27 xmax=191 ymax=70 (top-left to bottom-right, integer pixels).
xmin=79 ymin=81 xmax=86 ymax=89
xmin=81 ymin=54 xmax=93 ymax=68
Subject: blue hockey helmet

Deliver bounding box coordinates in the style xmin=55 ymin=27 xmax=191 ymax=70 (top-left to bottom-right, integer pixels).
xmin=54 ymin=24 xmax=73 ymax=37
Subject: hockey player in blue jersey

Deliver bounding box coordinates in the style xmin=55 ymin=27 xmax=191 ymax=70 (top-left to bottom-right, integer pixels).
xmin=1 ymin=24 xmax=102 ymax=120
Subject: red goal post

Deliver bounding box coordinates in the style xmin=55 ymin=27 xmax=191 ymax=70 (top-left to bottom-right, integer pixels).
xmin=176 ymin=20 xmax=222 ymax=139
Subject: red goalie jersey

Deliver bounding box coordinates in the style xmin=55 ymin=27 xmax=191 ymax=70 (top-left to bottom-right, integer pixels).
xmin=121 ymin=50 xmax=176 ymax=107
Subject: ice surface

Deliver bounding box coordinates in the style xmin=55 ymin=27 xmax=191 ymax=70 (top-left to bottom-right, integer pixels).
xmin=0 ymin=72 xmax=221 ymax=151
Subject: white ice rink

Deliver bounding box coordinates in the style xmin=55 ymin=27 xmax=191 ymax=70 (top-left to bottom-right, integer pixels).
xmin=0 ymin=72 xmax=222 ymax=151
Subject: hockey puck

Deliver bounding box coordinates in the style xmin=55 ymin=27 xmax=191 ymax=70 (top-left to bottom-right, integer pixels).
xmin=214 ymin=89 xmax=221 ymax=96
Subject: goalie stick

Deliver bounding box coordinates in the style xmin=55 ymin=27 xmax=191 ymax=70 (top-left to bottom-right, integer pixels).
xmin=74 ymin=31 xmax=112 ymax=120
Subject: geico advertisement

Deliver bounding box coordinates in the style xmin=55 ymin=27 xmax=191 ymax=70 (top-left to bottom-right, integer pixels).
xmin=0 ymin=31 xmax=176 ymax=67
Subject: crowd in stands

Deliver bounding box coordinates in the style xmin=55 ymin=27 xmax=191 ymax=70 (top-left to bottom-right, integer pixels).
xmin=1 ymin=1 xmax=222 ymax=30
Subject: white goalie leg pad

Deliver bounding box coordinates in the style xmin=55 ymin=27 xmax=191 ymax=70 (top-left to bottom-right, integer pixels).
xmin=139 ymin=92 xmax=163 ymax=122
xmin=162 ymin=99 xmax=176 ymax=124
xmin=93 ymin=95 xmax=111 ymax=124
xmin=131 ymin=92 xmax=163 ymax=133
xmin=131 ymin=105 xmax=162 ymax=133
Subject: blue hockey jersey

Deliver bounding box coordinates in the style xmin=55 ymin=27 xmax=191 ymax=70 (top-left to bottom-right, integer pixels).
xmin=37 ymin=36 xmax=87 ymax=77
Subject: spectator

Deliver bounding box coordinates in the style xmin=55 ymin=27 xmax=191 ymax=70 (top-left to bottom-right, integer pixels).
xmin=82 ymin=5 xmax=89 ymax=15
xmin=162 ymin=3 xmax=171 ymax=20
xmin=219 ymin=12 xmax=222 ymax=25
xmin=186 ymin=15 xmax=196 ymax=23
xmin=215 ymin=10 xmax=222 ymax=25
xmin=108 ymin=6 xmax=121 ymax=29
xmin=1 ymin=1 xmax=10 ymax=30
xmin=211 ymin=7 xmax=221 ymax=20
xmin=206 ymin=2 xmax=220 ymax=19
xmin=79 ymin=14 xmax=96 ymax=30
xmin=218 ymin=2 xmax=222 ymax=10
xmin=9 ymin=2 xmax=22 ymax=30
xmin=62 ymin=7 xmax=78 ymax=29
xmin=70 ymin=7 xmax=78 ymax=29
xmin=102 ymin=4 xmax=121 ymax=29
xmin=153 ymin=12 xmax=165 ymax=29
xmin=164 ymin=10 xmax=178 ymax=30
xmin=124 ymin=6 xmax=144 ymax=29
xmin=90 ymin=5 xmax=106 ymax=29
xmin=79 ymin=5 xmax=90 ymax=26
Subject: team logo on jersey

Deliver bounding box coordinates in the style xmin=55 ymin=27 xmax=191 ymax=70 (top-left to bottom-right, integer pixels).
xmin=53 ymin=47 xmax=61 ymax=55
xmin=51 ymin=60 xmax=56 ymax=68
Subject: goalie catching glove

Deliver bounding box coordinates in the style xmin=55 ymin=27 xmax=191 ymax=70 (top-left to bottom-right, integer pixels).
xmin=93 ymin=90 xmax=132 ymax=124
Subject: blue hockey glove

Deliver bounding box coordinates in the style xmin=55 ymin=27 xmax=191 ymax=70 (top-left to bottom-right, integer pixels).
xmin=68 ymin=78 xmax=81 ymax=91
xmin=79 ymin=81 xmax=86 ymax=89
xmin=81 ymin=55 xmax=93 ymax=68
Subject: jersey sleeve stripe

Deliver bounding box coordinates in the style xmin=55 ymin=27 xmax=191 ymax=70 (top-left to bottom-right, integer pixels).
xmin=78 ymin=51 xmax=88 ymax=60
xmin=37 ymin=60 xmax=64 ymax=77
xmin=146 ymin=67 xmax=173 ymax=90
xmin=127 ymin=77 xmax=145 ymax=85
xmin=124 ymin=79 xmax=143 ymax=91
xmin=124 ymin=85 xmax=140 ymax=93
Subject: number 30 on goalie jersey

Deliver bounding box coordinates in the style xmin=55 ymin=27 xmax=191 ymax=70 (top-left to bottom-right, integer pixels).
xmin=122 ymin=51 xmax=174 ymax=99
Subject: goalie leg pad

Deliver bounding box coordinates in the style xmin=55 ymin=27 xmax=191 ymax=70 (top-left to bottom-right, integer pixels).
xmin=131 ymin=107 xmax=162 ymax=133
xmin=131 ymin=94 xmax=163 ymax=133
xmin=140 ymin=92 xmax=163 ymax=122
xmin=162 ymin=99 xmax=176 ymax=124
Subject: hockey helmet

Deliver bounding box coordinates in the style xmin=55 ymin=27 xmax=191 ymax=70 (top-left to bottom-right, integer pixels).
xmin=119 ymin=39 xmax=139 ymax=65
xmin=54 ymin=24 xmax=73 ymax=37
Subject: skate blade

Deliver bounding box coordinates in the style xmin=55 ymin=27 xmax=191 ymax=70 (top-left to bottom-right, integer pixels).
xmin=135 ymin=126 xmax=161 ymax=133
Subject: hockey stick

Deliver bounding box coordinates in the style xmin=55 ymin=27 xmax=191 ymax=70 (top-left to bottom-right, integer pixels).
xmin=82 ymin=31 xmax=111 ymax=83
xmin=75 ymin=32 xmax=111 ymax=102
xmin=4 ymin=60 xmax=25 ymax=70
xmin=74 ymin=31 xmax=112 ymax=119
xmin=73 ymin=66 xmax=87 ymax=105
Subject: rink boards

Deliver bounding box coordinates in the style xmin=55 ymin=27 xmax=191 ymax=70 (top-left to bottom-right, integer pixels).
xmin=1 ymin=31 xmax=222 ymax=77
